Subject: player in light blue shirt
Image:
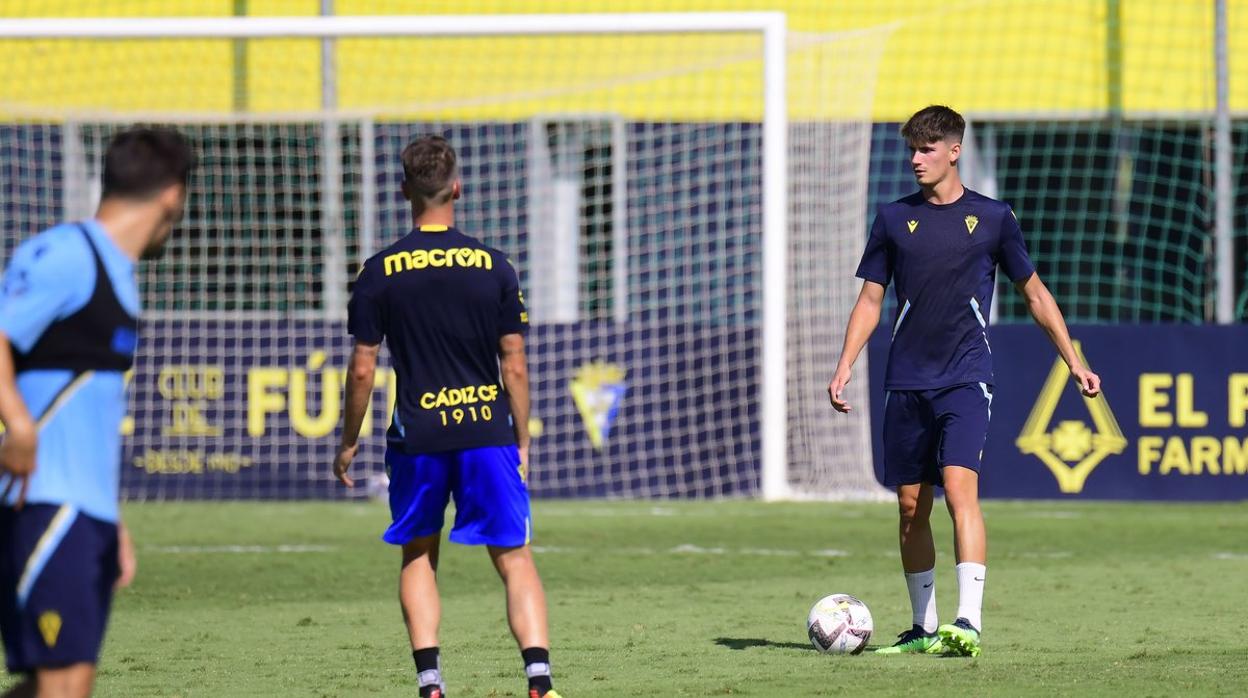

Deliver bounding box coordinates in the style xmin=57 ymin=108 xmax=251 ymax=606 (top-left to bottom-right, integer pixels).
xmin=0 ymin=128 xmax=194 ymax=698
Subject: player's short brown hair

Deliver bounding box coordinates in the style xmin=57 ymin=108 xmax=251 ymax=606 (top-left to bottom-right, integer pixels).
xmin=101 ymin=127 xmax=195 ymax=199
xmin=401 ymin=135 xmax=458 ymax=215
xmin=900 ymin=105 xmax=965 ymax=147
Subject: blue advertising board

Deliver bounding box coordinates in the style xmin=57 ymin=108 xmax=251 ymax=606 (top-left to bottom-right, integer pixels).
xmin=117 ymin=320 xmax=760 ymax=500
xmin=31 ymin=316 xmax=1247 ymax=502
xmin=868 ymin=325 xmax=1248 ymax=500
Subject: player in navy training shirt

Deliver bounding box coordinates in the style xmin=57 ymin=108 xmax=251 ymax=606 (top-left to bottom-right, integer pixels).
xmin=334 ymin=136 xmax=560 ymax=698
xmin=828 ymin=106 xmax=1100 ymax=657
xmin=0 ymin=128 xmax=194 ymax=697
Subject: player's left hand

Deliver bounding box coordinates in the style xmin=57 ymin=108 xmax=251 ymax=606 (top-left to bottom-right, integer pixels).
xmin=1071 ymin=366 xmax=1101 ymax=398
xmin=333 ymin=443 xmax=358 ymax=487
xmin=116 ymin=522 xmax=136 ymax=590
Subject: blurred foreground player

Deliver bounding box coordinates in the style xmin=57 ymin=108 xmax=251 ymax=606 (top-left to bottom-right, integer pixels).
xmin=0 ymin=127 xmax=194 ymax=697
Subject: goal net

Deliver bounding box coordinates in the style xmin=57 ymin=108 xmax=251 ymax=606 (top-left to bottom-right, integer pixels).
xmin=0 ymin=13 xmax=884 ymax=501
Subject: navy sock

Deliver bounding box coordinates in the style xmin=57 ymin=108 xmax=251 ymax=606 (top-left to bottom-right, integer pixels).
xmin=521 ymin=647 xmax=552 ymax=696
xmin=413 ymin=647 xmax=442 ymax=697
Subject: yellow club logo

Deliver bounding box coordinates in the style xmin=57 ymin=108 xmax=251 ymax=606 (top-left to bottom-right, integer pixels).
xmin=38 ymin=611 xmax=61 ymax=648
xmin=965 ymin=215 xmax=979 ymax=235
xmin=1015 ymin=342 xmax=1126 ymax=493
xmin=569 ymin=361 xmax=628 ymax=450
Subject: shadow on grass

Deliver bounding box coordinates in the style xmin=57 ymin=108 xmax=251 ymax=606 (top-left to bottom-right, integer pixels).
xmin=713 ymin=637 xmax=818 ymax=652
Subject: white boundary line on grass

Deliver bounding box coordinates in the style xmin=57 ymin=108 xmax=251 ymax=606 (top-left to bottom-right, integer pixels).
xmin=141 ymin=544 xmax=1092 ymax=560
xmin=145 ymin=543 xmax=849 ymax=557
xmin=147 ymin=545 xmax=336 ymax=554
xmin=529 ymin=544 xmax=850 ymax=558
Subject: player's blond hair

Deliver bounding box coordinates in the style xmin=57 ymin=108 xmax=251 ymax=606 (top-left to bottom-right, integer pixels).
xmin=401 ymin=135 xmax=458 ymax=216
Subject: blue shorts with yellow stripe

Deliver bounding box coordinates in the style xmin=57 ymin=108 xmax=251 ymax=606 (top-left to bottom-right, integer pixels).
xmin=0 ymin=504 xmax=118 ymax=673
xmin=383 ymin=445 xmax=531 ymax=548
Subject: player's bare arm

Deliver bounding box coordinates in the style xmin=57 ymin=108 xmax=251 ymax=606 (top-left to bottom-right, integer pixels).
xmin=0 ymin=330 xmax=37 ymax=506
xmin=334 ymin=340 xmax=381 ymax=487
xmin=1014 ymin=273 xmax=1101 ymax=398
xmin=829 ymin=280 xmax=886 ymax=413
xmin=499 ymin=333 xmax=530 ymax=473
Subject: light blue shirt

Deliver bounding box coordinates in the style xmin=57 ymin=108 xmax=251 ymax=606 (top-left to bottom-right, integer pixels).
xmin=0 ymin=219 xmax=139 ymax=522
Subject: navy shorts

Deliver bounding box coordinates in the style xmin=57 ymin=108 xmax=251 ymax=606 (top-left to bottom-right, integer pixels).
xmin=383 ymin=445 xmax=530 ymax=548
xmin=0 ymin=504 xmax=118 ymax=673
xmin=882 ymin=383 xmax=993 ymax=487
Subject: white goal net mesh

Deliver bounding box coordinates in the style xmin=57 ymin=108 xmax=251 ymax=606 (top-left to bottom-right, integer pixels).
xmin=0 ymin=13 xmax=884 ymax=500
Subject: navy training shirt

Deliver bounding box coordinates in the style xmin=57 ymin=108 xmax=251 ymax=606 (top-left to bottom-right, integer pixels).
xmin=856 ymin=188 xmax=1036 ymax=390
xmin=348 ymin=225 xmax=528 ymax=454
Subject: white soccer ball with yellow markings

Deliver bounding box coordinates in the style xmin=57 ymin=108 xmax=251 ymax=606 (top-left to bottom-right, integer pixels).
xmin=806 ymin=594 xmax=873 ymax=654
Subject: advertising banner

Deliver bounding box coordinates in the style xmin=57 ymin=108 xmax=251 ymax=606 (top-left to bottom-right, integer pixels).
xmin=117 ymin=320 xmax=760 ymax=499
xmin=869 ymin=325 xmax=1248 ymax=500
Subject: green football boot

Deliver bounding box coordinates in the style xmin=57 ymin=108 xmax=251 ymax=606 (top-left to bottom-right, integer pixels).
xmin=875 ymin=625 xmax=944 ymax=654
xmin=937 ymin=617 xmax=981 ymax=657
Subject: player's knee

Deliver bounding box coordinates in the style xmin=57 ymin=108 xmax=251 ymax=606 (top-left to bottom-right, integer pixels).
xmin=400 ymin=534 xmax=440 ymax=564
xmin=941 ymin=467 xmax=980 ymax=505
xmin=34 ymin=664 xmax=95 ymax=698
xmin=489 ymin=543 xmax=530 ymax=562
xmin=895 ymin=482 xmax=932 ymax=524
xmin=896 ymin=497 xmax=927 ymax=526
xmin=943 ymin=488 xmax=981 ymax=516
xmin=489 ymin=544 xmax=534 ymax=576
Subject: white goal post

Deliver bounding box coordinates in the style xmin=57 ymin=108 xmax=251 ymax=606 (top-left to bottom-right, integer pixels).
xmin=0 ymin=12 xmax=882 ymax=501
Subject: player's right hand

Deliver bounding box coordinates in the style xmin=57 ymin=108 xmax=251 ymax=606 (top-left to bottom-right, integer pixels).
xmin=828 ymin=367 xmax=853 ymax=413
xmin=332 ymin=442 xmax=358 ymax=488
xmin=0 ymin=418 xmax=37 ymax=507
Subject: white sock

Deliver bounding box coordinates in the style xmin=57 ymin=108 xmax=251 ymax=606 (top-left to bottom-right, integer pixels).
xmin=904 ymin=568 xmax=938 ymax=633
xmin=955 ymin=562 xmax=986 ymax=630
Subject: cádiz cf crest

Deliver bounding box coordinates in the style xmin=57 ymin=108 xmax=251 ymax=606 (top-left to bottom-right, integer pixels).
xmin=39 ymin=611 xmax=61 ymax=648
xmin=964 ymin=215 xmax=979 ymax=235
xmin=569 ymin=361 xmax=628 ymax=450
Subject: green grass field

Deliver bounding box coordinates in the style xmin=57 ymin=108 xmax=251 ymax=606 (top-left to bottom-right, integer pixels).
xmin=17 ymin=499 xmax=1248 ymax=696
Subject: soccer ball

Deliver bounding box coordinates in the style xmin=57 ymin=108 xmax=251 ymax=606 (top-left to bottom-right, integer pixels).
xmin=806 ymin=594 xmax=873 ymax=654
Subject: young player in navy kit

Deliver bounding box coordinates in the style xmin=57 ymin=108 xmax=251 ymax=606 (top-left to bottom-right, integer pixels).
xmin=334 ymin=136 xmax=560 ymax=698
xmin=828 ymin=106 xmax=1101 ymax=656
xmin=0 ymin=127 xmax=194 ymax=697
